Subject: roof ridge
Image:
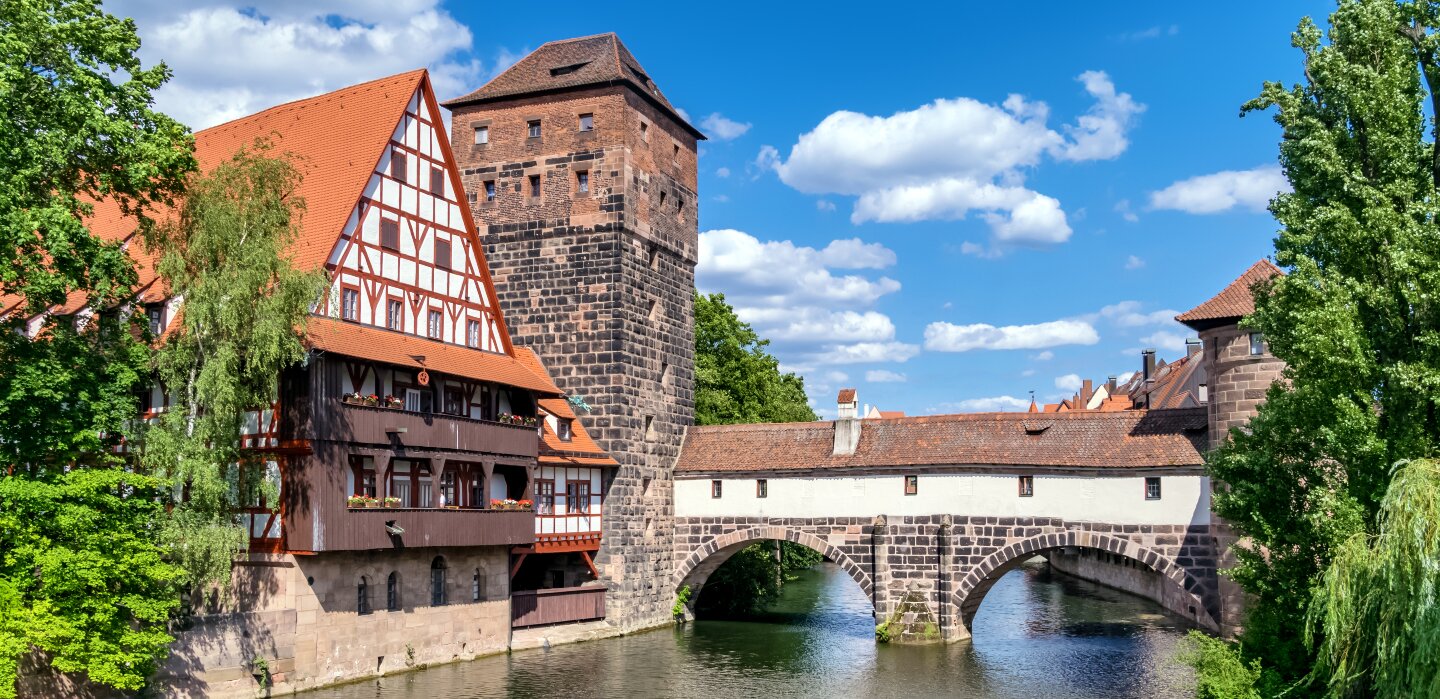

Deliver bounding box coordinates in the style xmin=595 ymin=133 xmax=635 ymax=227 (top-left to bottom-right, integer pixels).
xmin=538 ymin=32 xmax=618 ymax=48
xmin=197 ymin=69 xmax=426 ymax=137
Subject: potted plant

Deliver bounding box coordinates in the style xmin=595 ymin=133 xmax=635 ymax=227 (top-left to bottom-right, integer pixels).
xmin=343 ymin=392 xmax=362 ymax=405
xmin=384 ymin=394 xmax=402 ymax=409
xmin=497 ymin=412 xmax=511 ymax=424
xmin=363 ymin=393 xmax=379 ymax=407
xmin=363 ymin=496 xmax=380 ymax=508
xmin=518 ymin=499 xmax=534 ymax=510
xmin=383 ymin=496 xmax=401 ymax=508
xmin=347 ymin=495 xmax=366 ymax=508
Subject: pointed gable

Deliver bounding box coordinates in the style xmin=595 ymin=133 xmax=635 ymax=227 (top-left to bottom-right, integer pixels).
xmin=1176 ymin=259 xmax=1284 ymax=331
xmin=441 ymin=32 xmax=703 ymax=139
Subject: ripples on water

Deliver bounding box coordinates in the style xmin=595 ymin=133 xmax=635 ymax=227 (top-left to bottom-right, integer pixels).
xmin=309 ymin=558 xmax=1195 ymax=699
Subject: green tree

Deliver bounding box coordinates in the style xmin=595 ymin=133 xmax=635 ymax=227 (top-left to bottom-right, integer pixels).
xmin=1204 ymin=0 xmax=1440 ymax=693
xmin=694 ymin=292 xmax=817 ymax=426
xmin=0 ymin=1 xmax=192 ymax=695
xmin=141 ymin=141 xmax=328 ymax=588
xmin=1308 ymin=459 xmax=1440 ymax=698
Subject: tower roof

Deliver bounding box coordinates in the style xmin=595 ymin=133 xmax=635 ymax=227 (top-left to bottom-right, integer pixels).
xmin=440 ymin=33 xmax=704 ymax=139
xmin=1176 ymin=259 xmax=1283 ymax=331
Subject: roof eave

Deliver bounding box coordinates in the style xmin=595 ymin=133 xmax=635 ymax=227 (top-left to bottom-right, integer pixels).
xmin=440 ymin=78 xmax=707 ymax=141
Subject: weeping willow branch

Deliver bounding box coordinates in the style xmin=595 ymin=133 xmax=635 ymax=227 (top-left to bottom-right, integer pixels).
xmin=1307 ymin=459 xmax=1440 ymax=698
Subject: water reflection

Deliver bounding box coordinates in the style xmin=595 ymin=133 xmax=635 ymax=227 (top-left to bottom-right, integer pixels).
xmin=306 ymin=557 xmax=1195 ymax=698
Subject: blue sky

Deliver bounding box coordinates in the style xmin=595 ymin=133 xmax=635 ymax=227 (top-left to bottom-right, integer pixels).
xmin=114 ymin=1 xmax=1331 ymax=418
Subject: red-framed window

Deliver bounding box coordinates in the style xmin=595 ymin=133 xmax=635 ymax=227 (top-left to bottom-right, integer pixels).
xmin=536 ymin=480 xmax=555 ymax=514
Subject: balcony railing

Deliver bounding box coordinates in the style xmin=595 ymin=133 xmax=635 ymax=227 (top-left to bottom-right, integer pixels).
xmin=511 ymin=586 xmax=607 ymax=628
xmin=319 ymin=507 xmax=535 ymax=550
xmin=309 ymin=399 xmax=538 ymax=457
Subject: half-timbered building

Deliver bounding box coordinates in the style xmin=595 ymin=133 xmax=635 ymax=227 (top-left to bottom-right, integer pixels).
xmin=7 ymin=69 xmax=619 ymax=697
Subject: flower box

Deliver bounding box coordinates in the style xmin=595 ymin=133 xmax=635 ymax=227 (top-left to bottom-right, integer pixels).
xmin=383 ymin=497 xmax=401 ymax=508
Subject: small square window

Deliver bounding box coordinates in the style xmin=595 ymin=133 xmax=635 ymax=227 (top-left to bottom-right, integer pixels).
xmin=1249 ymin=332 xmax=1265 ymax=356
xmin=387 ymin=299 xmax=403 ymax=331
xmin=390 ymin=151 xmax=407 ymax=183
xmin=429 ymin=166 xmax=444 ymax=197
xmin=904 ymin=475 xmax=918 ymax=496
xmin=466 ymin=319 xmax=480 ymax=348
xmin=756 ymin=479 xmax=768 ymax=498
xmin=527 ymin=120 xmax=541 ymax=138
xmin=427 ymin=310 xmax=442 ymax=339
xmin=577 ymin=171 xmax=589 ymax=193
xmin=473 ymin=126 xmax=488 ymax=145
xmin=711 ymin=480 xmax=722 ymax=498
xmin=434 ymin=239 xmax=451 ymax=270
xmin=579 ymin=113 xmax=593 ymax=131
xmin=1018 ymin=475 xmax=1034 ymax=497
xmin=380 ymin=219 xmax=399 ymax=250
xmin=1145 ymin=477 xmax=1162 ymax=500
xmin=529 ymin=174 xmax=541 ymax=198
xmin=484 ymin=180 xmax=496 ymax=202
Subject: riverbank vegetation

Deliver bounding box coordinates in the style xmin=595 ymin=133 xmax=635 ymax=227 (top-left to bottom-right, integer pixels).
xmin=1191 ymin=1 xmax=1440 ymax=696
xmin=691 ymin=292 xmax=824 ymax=617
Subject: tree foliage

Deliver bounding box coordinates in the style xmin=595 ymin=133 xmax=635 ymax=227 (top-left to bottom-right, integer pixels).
xmin=1308 ymin=460 xmax=1440 ymax=698
xmin=694 ymin=292 xmax=817 ymax=426
xmin=0 ymin=0 xmax=193 ymax=313
xmin=1206 ymin=0 xmax=1440 ymax=694
xmin=141 ymin=141 xmax=327 ymax=588
xmin=694 ymin=541 xmax=825 ymax=618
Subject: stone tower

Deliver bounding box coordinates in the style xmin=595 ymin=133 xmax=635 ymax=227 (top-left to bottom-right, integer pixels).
xmin=442 ymin=34 xmax=702 ymax=631
xmin=1175 ymin=259 xmax=1287 ymax=450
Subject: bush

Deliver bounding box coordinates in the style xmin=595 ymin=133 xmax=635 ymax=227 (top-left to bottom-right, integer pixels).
xmin=1178 ymin=631 xmax=1263 ymax=699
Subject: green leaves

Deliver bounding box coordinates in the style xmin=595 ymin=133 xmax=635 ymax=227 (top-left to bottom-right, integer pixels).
xmin=694 ymin=292 xmax=817 ymax=426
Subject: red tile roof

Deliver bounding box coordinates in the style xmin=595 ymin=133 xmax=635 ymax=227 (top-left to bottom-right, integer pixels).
xmin=1176 ymin=259 xmax=1283 ymax=328
xmin=675 ymin=408 xmax=1208 ymax=474
xmin=512 ymin=347 xmax=616 ymax=466
xmin=837 ymin=388 xmax=857 ymax=404
xmin=440 ymin=33 xmax=702 ymax=139
xmin=306 ymin=316 xmax=558 ymax=395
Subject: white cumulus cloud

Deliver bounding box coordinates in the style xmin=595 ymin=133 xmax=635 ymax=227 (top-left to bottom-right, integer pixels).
xmin=1149 ymin=166 xmax=1290 ymax=214
xmin=865 ymin=370 xmax=907 ymax=383
xmin=930 ymin=396 xmax=1032 ymax=413
xmin=701 ymin=113 xmax=752 ymax=140
xmin=924 ymin=319 xmax=1099 ymax=352
xmin=115 ymin=0 xmax=505 ymax=130
xmin=1125 ymin=255 xmax=1145 ymax=270
xmin=759 ymin=71 xmax=1143 ymax=254
xmin=1055 ymin=373 xmax=1083 ymax=391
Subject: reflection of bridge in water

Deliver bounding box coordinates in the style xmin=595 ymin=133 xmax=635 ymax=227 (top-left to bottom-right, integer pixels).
xmin=671 ymin=399 xmax=1232 ymax=641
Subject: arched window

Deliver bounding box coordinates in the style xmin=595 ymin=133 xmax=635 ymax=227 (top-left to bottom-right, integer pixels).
xmin=431 ymin=556 xmax=447 ymax=606
xmin=358 ymin=576 xmax=372 ymax=615
xmin=386 ymin=571 xmax=400 ymax=611
xmin=471 ymin=570 xmax=483 ymax=602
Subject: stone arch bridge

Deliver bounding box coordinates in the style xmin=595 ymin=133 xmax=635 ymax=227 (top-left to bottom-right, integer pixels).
xmin=669 ymin=407 xmax=1237 ymax=641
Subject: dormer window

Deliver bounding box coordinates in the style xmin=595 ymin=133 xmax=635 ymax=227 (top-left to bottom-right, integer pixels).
xmin=558 ymin=419 xmax=573 ymax=442
xmin=549 ymin=61 xmax=589 ymax=77
xmin=579 ymin=113 xmax=593 ymax=132
xmin=527 ymin=120 xmax=541 ymax=139
xmin=145 ymin=304 xmax=165 ymax=336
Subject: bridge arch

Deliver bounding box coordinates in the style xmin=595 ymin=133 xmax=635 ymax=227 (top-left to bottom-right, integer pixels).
xmin=952 ymin=529 xmax=1220 ymax=633
xmin=674 ymin=526 xmax=874 ymax=612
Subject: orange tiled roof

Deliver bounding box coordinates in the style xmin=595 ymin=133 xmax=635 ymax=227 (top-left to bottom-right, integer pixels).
xmin=837 ymin=388 xmax=857 ymax=403
xmin=306 ymin=316 xmax=558 ymax=395
xmin=878 ymin=410 xmax=906 ymax=418
xmin=512 ymin=347 xmax=617 ymax=465
xmin=675 ymin=408 xmax=1208 ymax=473
xmin=1176 ymin=259 xmax=1283 ymax=328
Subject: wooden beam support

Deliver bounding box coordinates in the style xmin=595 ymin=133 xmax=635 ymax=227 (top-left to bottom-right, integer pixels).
xmin=509 ymin=552 xmax=528 ymax=580
xmin=580 ymin=550 xmax=600 ymax=579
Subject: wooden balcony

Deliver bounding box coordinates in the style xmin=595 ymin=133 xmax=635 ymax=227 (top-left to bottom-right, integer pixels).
xmin=309 ymin=506 xmax=535 ymax=551
xmin=511 ymin=586 xmax=607 ymax=628
xmin=309 ymin=399 xmax=538 ymax=458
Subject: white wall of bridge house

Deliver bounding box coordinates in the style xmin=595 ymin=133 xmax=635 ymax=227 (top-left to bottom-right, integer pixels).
xmin=147 ymin=548 xmax=511 ymax=699
xmin=318 ymin=87 xmax=505 ymax=354
xmin=675 ymin=471 xmax=1211 ymax=527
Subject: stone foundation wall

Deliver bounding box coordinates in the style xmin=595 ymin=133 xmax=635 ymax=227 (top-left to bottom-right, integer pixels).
xmin=673 ymin=515 xmax=1224 ymax=641
xmin=150 ymin=547 xmax=511 ymax=698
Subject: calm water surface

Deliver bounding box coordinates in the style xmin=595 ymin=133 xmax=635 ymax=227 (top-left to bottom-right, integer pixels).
xmin=312 ymin=558 xmax=1195 ymax=698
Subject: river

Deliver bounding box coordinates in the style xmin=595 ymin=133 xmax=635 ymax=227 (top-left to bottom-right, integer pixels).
xmin=309 ymin=557 xmax=1196 ymax=698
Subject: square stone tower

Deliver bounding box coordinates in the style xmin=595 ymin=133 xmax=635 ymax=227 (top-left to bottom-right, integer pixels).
xmin=442 ymin=33 xmax=702 ymax=631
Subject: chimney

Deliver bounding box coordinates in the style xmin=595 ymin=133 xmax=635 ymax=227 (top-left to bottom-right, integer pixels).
xmin=833 ymin=388 xmax=861 ymax=456
xmin=1142 ymin=348 xmax=1157 ymax=382
xmin=1186 ymin=338 xmax=1202 ymax=358
xmin=1080 ymin=379 xmax=1093 ymax=409
xmin=1106 ymin=375 xmax=1118 ymax=394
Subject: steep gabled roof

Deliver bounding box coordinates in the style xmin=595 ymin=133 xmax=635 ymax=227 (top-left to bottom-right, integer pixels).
xmin=675 ymin=409 xmax=1208 ymax=474
xmin=1177 ymin=259 xmax=1283 ymax=330
xmin=440 ymin=33 xmax=703 ymax=139
xmin=513 ymin=347 xmax=618 ymax=466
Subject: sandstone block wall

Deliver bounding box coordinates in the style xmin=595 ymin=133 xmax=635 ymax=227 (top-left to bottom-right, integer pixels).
xmin=1201 ymin=325 xmax=1285 ymax=449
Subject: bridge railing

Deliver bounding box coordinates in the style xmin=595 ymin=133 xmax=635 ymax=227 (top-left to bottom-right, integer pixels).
xmin=511 ymin=585 xmax=606 ymax=628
